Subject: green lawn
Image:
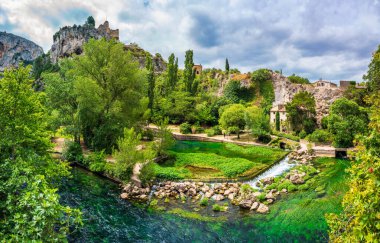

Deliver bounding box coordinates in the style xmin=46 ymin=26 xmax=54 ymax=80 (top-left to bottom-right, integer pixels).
xmin=154 ymin=141 xmax=287 ymax=180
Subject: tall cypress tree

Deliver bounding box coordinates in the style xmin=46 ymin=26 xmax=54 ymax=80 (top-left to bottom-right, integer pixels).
xmin=184 ymin=50 xmax=195 ymax=94
xmin=167 ymin=53 xmax=178 ymax=93
xmin=225 ymin=58 xmax=230 ymax=74
xmin=275 ymin=111 xmax=280 ymax=131
xmin=146 ymin=54 xmax=155 ymax=112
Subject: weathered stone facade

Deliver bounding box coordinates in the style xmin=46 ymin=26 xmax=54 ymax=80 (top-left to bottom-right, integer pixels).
xmin=193 ymin=64 xmax=202 ymax=75
xmin=0 ymin=32 xmax=43 ymax=71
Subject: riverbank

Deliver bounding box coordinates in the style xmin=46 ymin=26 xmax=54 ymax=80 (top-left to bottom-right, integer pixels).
xmin=59 ymin=156 xmax=350 ymax=242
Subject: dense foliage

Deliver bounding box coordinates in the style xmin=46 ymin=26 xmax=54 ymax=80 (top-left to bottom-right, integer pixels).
xmin=286 ymin=91 xmax=316 ymax=134
xmin=326 ymin=98 xmax=368 ymax=148
xmin=287 ymin=74 xmax=310 ymax=84
xmin=327 ymin=93 xmax=380 ymax=241
xmin=0 ymin=66 xmax=82 ymax=241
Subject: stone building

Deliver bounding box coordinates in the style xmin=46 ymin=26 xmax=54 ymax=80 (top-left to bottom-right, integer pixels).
xmin=270 ymin=104 xmax=287 ymax=132
xmin=313 ymin=79 xmax=337 ymax=88
xmin=193 ymin=64 xmax=202 ymax=75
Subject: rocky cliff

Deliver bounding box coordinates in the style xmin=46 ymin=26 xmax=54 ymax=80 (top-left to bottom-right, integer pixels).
xmin=50 ymin=22 xmax=166 ymax=73
xmin=50 ymin=21 xmax=118 ymax=63
xmin=124 ymin=43 xmax=166 ymax=73
xmin=271 ymin=71 xmax=343 ymax=124
xmin=0 ymin=32 xmax=43 ymax=71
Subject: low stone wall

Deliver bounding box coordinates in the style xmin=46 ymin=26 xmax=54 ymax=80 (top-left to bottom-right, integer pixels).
xmin=313 ymin=149 xmax=336 ymax=158
xmin=172 ymin=133 xmax=268 ymax=147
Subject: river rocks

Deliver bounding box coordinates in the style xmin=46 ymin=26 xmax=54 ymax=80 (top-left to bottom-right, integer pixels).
xmin=250 ymin=202 xmax=259 ymax=211
xmin=205 ymin=190 xmax=214 ymax=198
xmin=265 ymin=191 xmax=276 ymax=200
xmin=212 ymin=194 xmax=225 ymax=201
xmin=120 ymin=180 xmax=279 ymax=214
xmin=257 ymin=204 xmax=269 ymax=214
xmin=239 ymin=199 xmax=253 ymax=209
xmin=261 ymin=177 xmax=274 ymax=185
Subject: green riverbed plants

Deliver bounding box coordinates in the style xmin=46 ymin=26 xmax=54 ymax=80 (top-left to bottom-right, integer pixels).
xmin=153 ymin=141 xmax=287 ymax=180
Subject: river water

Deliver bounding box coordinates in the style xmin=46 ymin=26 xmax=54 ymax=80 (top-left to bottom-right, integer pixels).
xmin=246 ymin=156 xmax=295 ymax=189
xmin=58 ymin=141 xmax=335 ymax=242
xmin=59 ymin=165 xmax=330 ymax=242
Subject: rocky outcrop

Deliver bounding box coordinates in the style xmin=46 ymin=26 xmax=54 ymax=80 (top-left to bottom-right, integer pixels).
xmin=50 ymin=21 xmax=118 ymax=63
xmin=271 ymin=72 xmax=343 ymax=124
xmin=50 ymin=22 xmax=167 ymax=73
xmin=124 ymin=43 xmax=166 ymax=73
xmin=0 ymin=32 xmax=43 ymax=71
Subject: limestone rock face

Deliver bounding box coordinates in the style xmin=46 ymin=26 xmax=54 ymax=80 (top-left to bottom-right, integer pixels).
xmin=271 ymin=71 xmax=343 ymax=125
xmin=0 ymin=32 xmax=43 ymax=71
xmin=50 ymin=22 xmax=117 ymax=63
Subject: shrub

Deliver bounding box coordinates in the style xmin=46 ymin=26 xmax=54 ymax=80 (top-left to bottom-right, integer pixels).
xmin=278 ymin=180 xmax=293 ymax=191
xmin=62 ymin=141 xmax=83 ymax=162
xmin=307 ymin=129 xmax=332 ymax=144
xmin=272 ymin=130 xmax=300 ymax=142
xmin=142 ymin=129 xmax=154 ymax=141
xmin=212 ymin=204 xmax=222 ymax=211
xmin=179 ymin=122 xmax=192 ymax=134
xmin=205 ymin=128 xmax=215 ymax=137
xmin=84 ymin=150 xmax=107 ymax=172
xmin=212 ymin=125 xmax=222 ymax=135
xmin=193 ymin=125 xmax=204 ymax=134
xmin=258 ymin=134 xmax=272 ymax=143
xmin=287 ymin=184 xmax=298 ymax=192
xmin=140 ymin=162 xmax=156 ymax=186
xmin=257 ymin=193 xmax=266 ymax=202
xmin=298 ymin=184 xmax=309 ymax=191
xmin=240 ymin=184 xmax=254 ymax=193
xmin=200 ymin=197 xmax=209 ymax=206
xmin=299 ymin=130 xmax=307 ymax=139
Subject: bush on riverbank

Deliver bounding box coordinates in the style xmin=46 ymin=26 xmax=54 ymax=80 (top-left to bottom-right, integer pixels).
xmin=63 ymin=141 xmax=83 ymax=162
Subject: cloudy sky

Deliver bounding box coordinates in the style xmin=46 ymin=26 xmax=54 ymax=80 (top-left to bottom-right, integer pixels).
xmin=1 ymin=0 xmax=380 ymax=82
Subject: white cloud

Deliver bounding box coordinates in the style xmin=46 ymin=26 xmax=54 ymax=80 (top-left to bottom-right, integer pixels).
xmin=1 ymin=0 xmax=379 ymax=82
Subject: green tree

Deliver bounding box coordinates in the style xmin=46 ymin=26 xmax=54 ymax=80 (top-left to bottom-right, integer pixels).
xmin=245 ymin=106 xmax=270 ymax=137
xmin=219 ymin=104 xmax=246 ymax=138
xmin=183 ymin=50 xmax=197 ymax=94
xmin=225 ymin=58 xmax=229 ymax=74
xmin=146 ymin=54 xmax=155 ymax=113
xmin=43 ymin=59 xmax=80 ymax=142
xmin=167 ymin=53 xmax=178 ymax=93
xmin=364 ymin=45 xmax=380 ymax=92
xmin=275 ymin=111 xmax=280 ymax=131
xmin=109 ymin=128 xmax=155 ymax=181
xmin=343 ymin=83 xmax=368 ymax=107
xmin=286 ymin=91 xmax=316 ymax=134
xmin=251 ymin=69 xmax=274 ymax=113
xmin=154 ymin=118 xmax=175 ymax=156
xmin=326 ymin=93 xmax=380 ymax=241
xmin=85 ymin=16 xmax=95 ymax=28
xmin=74 ymin=38 xmax=146 ymax=151
xmin=327 ymin=98 xmax=368 ymax=148
xmin=0 ymin=66 xmax=82 ymax=241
